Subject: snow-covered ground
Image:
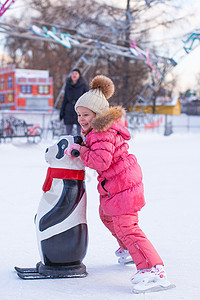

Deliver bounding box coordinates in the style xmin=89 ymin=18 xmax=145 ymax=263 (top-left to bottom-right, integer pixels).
xmin=0 ymin=120 xmax=200 ymax=299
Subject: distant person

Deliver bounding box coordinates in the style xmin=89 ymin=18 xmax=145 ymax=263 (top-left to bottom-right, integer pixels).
xmin=60 ymin=68 xmax=89 ymax=135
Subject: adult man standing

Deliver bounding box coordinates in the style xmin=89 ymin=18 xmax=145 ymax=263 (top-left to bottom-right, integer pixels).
xmin=60 ymin=69 xmax=89 ymax=135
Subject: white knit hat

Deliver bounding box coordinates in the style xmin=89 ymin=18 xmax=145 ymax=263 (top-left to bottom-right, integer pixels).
xmin=75 ymin=75 xmax=115 ymax=114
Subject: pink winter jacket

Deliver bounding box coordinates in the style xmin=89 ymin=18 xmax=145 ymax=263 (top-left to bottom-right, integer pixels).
xmin=79 ymin=106 xmax=145 ymax=216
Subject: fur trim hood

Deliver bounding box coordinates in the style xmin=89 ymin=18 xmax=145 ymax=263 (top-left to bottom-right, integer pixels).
xmin=91 ymin=105 xmax=130 ymax=140
xmin=92 ymin=105 xmax=125 ymax=131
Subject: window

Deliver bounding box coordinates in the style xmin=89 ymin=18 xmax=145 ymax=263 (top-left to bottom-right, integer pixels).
xmin=0 ymin=94 xmax=5 ymax=103
xmin=7 ymin=76 xmax=13 ymax=89
xmin=0 ymin=77 xmax=5 ymax=90
xmin=21 ymin=85 xmax=32 ymax=93
xmin=7 ymin=93 xmax=14 ymax=103
xmin=38 ymin=85 xmax=49 ymax=94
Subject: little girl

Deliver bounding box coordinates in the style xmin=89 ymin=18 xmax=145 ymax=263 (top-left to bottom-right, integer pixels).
xmin=65 ymin=75 xmax=175 ymax=293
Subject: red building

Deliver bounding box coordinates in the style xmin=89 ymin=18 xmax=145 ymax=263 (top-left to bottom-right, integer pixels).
xmin=0 ymin=64 xmax=54 ymax=110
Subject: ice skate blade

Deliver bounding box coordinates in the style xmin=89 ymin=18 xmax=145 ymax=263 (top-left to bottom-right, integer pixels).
xmin=118 ymin=257 xmax=134 ymax=265
xmin=132 ymin=283 xmax=176 ymax=294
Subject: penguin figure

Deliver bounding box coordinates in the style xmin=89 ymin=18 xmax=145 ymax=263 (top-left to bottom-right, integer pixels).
xmin=35 ymin=135 xmax=88 ymax=277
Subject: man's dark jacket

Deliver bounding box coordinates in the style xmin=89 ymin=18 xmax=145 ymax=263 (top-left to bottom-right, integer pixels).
xmin=60 ymin=76 xmax=89 ymax=125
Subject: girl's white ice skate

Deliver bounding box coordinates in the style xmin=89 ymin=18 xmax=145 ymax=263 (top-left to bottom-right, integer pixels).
xmin=131 ymin=265 xmax=175 ymax=294
xmin=115 ymin=247 xmax=134 ymax=265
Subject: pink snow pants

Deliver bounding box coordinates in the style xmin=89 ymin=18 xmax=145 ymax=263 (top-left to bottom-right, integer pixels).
xmin=99 ymin=207 xmax=163 ymax=270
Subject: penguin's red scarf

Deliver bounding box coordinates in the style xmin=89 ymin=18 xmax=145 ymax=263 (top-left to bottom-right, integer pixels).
xmin=42 ymin=167 xmax=85 ymax=192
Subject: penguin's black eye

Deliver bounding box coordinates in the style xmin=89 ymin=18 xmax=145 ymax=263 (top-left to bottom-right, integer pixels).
xmin=56 ymin=139 xmax=69 ymax=159
xmin=74 ymin=136 xmax=83 ymax=145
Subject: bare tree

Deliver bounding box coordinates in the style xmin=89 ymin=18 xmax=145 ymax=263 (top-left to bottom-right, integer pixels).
xmin=3 ymin=0 xmax=180 ymax=108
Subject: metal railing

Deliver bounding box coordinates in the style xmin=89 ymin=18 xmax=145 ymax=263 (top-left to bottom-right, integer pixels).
xmin=0 ymin=110 xmax=199 ymax=143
